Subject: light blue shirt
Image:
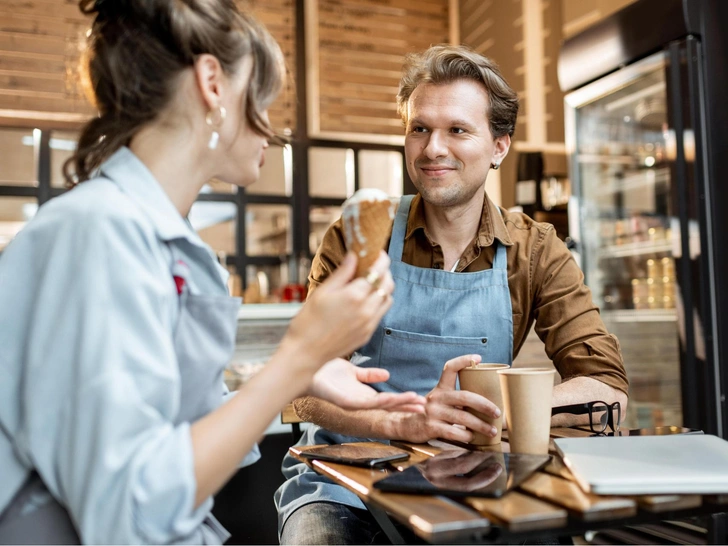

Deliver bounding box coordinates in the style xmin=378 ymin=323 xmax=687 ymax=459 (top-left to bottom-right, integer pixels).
xmin=0 ymin=147 xmax=257 ymax=544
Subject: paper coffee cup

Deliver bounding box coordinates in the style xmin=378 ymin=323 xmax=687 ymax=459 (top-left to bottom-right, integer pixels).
xmin=497 ymin=368 xmax=555 ymax=454
xmin=458 ymin=363 xmax=510 ymax=445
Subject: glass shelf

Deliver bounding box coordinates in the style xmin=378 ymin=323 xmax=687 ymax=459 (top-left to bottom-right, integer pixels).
xmin=577 ymin=153 xmax=639 ymax=165
xmin=602 ymin=309 xmax=677 ymax=323
xmin=595 ymin=167 xmax=670 ymax=197
xmin=598 ymin=239 xmax=673 ymax=258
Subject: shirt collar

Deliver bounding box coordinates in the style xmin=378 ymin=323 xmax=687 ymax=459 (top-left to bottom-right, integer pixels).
xmin=405 ymin=192 xmax=513 ymax=248
xmin=99 ymin=147 xmax=208 ymax=247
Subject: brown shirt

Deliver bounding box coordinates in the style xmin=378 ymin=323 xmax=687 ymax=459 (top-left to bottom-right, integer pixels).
xmin=309 ymin=193 xmax=629 ymax=395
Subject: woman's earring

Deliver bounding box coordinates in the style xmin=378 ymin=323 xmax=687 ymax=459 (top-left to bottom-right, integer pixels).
xmin=205 ymin=106 xmax=227 ymax=150
xmin=491 ymin=162 xmax=500 ymax=170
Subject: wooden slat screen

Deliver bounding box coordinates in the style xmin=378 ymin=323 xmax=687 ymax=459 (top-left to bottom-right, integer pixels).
xmin=312 ymin=0 xmax=449 ymax=142
xmin=0 ymin=0 xmax=296 ymax=131
xmin=0 ymin=0 xmax=94 ymax=126
xmin=457 ymin=0 xmax=524 ymax=208
xmin=246 ymin=0 xmax=297 ymax=135
xmin=544 ymin=0 xmax=565 ymax=144
xmin=458 ymin=0 xmax=525 ymax=139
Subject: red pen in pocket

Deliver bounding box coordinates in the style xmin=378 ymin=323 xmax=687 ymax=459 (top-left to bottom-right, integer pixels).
xmin=172 ymin=259 xmax=189 ymax=295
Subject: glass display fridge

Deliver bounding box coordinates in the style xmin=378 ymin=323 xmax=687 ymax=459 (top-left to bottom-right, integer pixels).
xmin=558 ymin=0 xmax=728 ymax=435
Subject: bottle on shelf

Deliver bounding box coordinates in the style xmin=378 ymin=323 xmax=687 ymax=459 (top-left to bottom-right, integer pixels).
xmin=632 ymin=278 xmax=649 ymax=310
xmin=646 ymin=258 xmax=659 ymax=279
xmin=662 ymin=280 xmax=676 ymax=308
xmin=648 ymin=226 xmax=665 ymax=241
xmin=614 ymin=220 xmax=627 ymax=246
xmin=600 ymin=220 xmax=616 ymax=246
xmin=629 ymin=214 xmax=648 ymax=243
xmin=637 ymin=256 xmax=676 ymax=310
xmin=646 ymin=277 xmax=662 ymax=309
xmin=661 ymin=256 xmax=675 ymax=278
xmin=659 ymin=256 xmax=675 ymax=309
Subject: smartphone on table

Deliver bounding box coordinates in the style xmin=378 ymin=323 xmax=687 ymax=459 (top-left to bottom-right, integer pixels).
xmin=298 ymin=443 xmax=410 ymax=468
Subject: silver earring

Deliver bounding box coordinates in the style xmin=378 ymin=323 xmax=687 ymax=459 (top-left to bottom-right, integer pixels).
xmin=205 ymin=106 xmax=226 ymax=150
xmin=491 ymin=162 xmax=500 ymax=170
xmin=208 ymin=131 xmax=219 ymax=150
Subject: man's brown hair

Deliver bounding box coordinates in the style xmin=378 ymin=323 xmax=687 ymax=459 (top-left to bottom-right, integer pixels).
xmin=397 ymin=45 xmax=519 ymax=138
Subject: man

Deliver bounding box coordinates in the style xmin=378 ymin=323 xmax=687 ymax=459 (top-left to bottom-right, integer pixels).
xmin=275 ymin=44 xmax=628 ymax=545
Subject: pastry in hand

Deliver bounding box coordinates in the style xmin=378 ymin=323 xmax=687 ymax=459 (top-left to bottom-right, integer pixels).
xmin=341 ymin=189 xmax=395 ymax=277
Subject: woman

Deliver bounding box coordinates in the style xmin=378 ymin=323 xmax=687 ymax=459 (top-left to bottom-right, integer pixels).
xmin=0 ymin=0 xmax=424 ymax=543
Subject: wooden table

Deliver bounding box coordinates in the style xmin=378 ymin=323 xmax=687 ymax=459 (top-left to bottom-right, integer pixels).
xmin=289 ymin=428 xmax=728 ymax=544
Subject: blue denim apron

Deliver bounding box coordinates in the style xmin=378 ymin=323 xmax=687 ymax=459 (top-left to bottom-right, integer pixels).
xmin=275 ymin=195 xmax=514 ymax=530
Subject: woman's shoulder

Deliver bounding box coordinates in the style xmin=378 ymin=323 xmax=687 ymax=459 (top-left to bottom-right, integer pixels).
xmin=28 ymin=178 xmax=158 ymax=248
xmin=43 ymin=177 xmax=144 ymax=220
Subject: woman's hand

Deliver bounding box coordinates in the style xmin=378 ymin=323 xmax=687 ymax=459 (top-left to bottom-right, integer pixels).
xmin=282 ymin=250 xmax=394 ymax=373
xmin=308 ymin=358 xmax=426 ymax=412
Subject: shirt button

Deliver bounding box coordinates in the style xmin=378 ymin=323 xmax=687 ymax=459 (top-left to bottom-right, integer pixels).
xmin=385 ymin=329 xmax=392 ymax=335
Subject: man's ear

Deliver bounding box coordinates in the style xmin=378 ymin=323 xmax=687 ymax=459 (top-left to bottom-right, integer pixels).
xmin=193 ymin=54 xmax=225 ymax=111
xmin=492 ymin=134 xmax=511 ymax=165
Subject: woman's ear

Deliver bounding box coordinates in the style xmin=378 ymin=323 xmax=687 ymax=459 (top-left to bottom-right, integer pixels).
xmin=194 ymin=54 xmax=225 ymax=111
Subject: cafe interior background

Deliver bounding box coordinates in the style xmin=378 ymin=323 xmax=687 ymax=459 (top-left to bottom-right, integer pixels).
xmin=2 ymin=0 xmax=727 ymax=542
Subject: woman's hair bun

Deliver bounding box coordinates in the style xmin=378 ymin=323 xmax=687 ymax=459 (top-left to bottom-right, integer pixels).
xmin=80 ymin=0 xmax=128 ymax=19
xmin=65 ymin=0 xmax=285 ymax=186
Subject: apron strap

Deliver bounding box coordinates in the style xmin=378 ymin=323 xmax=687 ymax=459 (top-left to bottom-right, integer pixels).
xmin=388 ymin=195 xmax=415 ymax=262
xmin=492 ymin=239 xmax=507 ymax=270
xmin=389 ymin=195 xmax=508 ymax=273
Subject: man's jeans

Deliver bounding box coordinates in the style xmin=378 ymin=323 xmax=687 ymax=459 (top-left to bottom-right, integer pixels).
xmin=280 ymin=500 xmax=572 ymax=545
xmin=280 ymin=502 xmax=392 ymax=545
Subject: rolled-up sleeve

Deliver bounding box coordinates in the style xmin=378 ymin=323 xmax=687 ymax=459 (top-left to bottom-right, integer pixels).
xmin=530 ymin=226 xmax=629 ymax=395
xmin=15 ymin=202 xmax=214 ymax=543
xmin=307 ymin=218 xmax=348 ymax=297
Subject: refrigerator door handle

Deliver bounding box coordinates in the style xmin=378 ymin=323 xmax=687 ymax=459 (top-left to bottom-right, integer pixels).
xmin=567 ymin=196 xmax=582 ymax=270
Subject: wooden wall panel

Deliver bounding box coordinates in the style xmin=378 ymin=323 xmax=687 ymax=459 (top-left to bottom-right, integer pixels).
xmin=311 ymin=0 xmax=450 ymax=142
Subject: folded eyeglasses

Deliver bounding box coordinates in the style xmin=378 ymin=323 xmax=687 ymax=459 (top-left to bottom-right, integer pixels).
xmin=551 ymin=401 xmax=621 ymax=435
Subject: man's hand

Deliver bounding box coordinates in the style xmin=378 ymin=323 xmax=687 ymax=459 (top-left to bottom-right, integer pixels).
xmin=308 ymin=358 xmax=427 ymax=413
xmin=392 ymin=354 xmax=502 ymax=443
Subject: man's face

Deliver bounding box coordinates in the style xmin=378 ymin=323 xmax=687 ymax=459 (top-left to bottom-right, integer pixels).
xmin=404 ymin=79 xmax=509 ymax=209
